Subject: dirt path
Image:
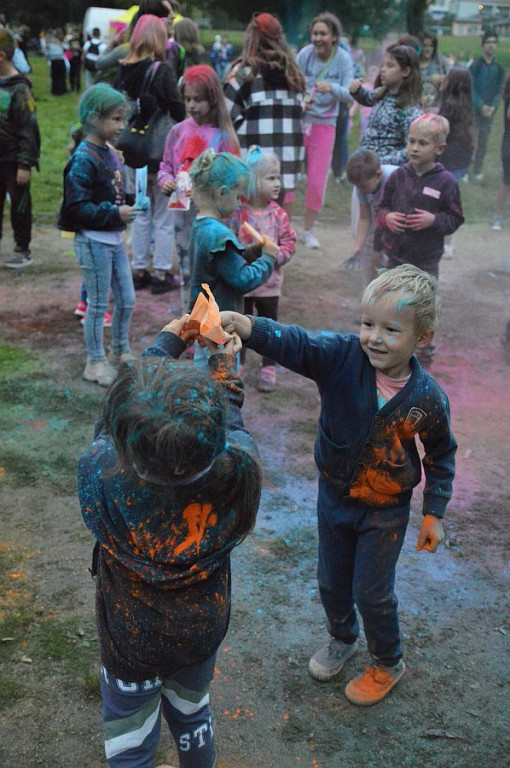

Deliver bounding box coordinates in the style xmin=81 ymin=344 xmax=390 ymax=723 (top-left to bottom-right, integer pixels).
xmin=0 ymin=218 xmax=509 ymax=767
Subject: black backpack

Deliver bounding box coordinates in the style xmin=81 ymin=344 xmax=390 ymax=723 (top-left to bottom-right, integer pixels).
xmin=84 ymin=41 xmax=100 ymax=72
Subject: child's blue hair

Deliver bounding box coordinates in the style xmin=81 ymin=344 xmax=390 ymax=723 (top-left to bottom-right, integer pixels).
xmin=190 ymin=149 xmax=249 ymax=194
xmin=78 ymin=83 xmax=127 ymax=132
xmin=245 ymin=145 xmax=280 ymax=201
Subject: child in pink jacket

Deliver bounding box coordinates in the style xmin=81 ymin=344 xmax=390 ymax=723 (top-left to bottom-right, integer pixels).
xmin=227 ymin=147 xmax=296 ymax=392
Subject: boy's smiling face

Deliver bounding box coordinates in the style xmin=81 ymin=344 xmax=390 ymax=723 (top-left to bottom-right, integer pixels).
xmin=360 ymin=294 xmax=433 ymax=378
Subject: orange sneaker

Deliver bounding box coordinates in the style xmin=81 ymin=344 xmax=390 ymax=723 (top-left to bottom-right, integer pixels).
xmin=345 ymin=659 xmax=405 ymax=706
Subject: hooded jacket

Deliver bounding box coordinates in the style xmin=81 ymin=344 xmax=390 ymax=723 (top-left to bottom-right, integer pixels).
xmin=0 ymin=73 xmax=40 ymax=168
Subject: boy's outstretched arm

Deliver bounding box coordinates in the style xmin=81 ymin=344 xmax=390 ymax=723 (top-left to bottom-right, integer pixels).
xmin=416 ymin=514 xmax=444 ymax=553
xmin=220 ymin=311 xmax=253 ymax=341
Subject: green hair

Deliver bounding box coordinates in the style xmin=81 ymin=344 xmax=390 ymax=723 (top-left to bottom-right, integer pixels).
xmin=190 ymin=149 xmax=249 ymax=195
xmin=78 ymin=83 xmax=127 ymax=132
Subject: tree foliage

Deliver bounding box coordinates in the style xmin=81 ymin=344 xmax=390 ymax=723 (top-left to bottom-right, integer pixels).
xmin=2 ymin=0 xmax=427 ymax=42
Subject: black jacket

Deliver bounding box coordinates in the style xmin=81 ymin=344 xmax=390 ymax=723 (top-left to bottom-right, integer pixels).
xmin=0 ymin=73 xmax=40 ymax=168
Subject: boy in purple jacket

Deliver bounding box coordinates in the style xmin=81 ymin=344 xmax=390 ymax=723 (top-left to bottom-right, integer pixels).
xmin=376 ymin=113 xmax=464 ymax=280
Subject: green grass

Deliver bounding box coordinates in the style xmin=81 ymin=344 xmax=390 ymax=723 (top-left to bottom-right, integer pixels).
xmin=0 ymin=343 xmax=100 ymax=491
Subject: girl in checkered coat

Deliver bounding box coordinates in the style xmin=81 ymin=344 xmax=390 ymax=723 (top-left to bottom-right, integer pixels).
xmin=223 ymin=13 xmax=305 ymax=216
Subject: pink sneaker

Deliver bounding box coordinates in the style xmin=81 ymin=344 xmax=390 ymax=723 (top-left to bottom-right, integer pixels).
xmin=74 ymin=300 xmax=87 ymax=317
xmin=257 ymin=365 xmax=277 ymax=392
xmin=81 ymin=310 xmax=112 ymax=328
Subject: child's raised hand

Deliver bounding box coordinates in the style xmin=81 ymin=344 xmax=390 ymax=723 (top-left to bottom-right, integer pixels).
xmin=416 ymin=514 xmax=444 ymax=553
xmin=119 ymin=205 xmax=136 ymax=224
xmin=349 ymin=78 xmax=363 ymax=94
xmin=406 ymin=209 xmax=435 ymax=231
xmin=384 ymin=212 xmax=408 ymax=233
xmin=161 ymin=314 xmax=198 ymax=345
xmin=220 ymin=311 xmax=252 ymax=341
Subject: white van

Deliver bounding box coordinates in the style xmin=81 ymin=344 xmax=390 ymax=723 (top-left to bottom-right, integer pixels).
xmin=82 ymin=6 xmax=128 ymax=42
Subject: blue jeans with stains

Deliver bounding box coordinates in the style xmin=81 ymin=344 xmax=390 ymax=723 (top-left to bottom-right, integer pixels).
xmin=75 ymin=233 xmax=135 ymax=363
xmin=316 ymin=477 xmax=410 ymax=666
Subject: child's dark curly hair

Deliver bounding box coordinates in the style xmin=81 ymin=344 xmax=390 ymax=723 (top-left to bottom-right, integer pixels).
xmin=102 ymin=358 xmax=261 ymax=540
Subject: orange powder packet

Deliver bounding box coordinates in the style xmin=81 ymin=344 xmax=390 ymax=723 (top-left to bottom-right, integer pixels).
xmin=241 ymin=221 xmax=264 ymax=244
xmin=186 ymin=284 xmax=232 ymax=345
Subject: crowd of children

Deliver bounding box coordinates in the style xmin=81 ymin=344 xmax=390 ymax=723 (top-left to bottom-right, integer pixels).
xmin=2 ymin=12 xmax=509 ymax=766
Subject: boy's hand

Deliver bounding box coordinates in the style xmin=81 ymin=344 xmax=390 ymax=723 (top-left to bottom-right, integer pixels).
xmin=162 ymin=314 xmax=198 ymax=345
xmin=220 ymin=311 xmax=252 ymax=340
xmin=201 ymin=332 xmax=242 ymax=357
xmin=385 ymin=212 xmax=408 ymax=233
xmin=17 ymin=168 xmax=31 ymax=186
xmin=406 ymin=209 xmax=435 ymax=231
xmin=416 ymin=515 xmax=444 ymax=553
xmin=349 ymin=78 xmax=363 ymax=94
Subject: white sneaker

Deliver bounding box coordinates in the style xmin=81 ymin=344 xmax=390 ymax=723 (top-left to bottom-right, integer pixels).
xmin=83 ymin=360 xmax=117 ymax=387
xmin=108 ymin=349 xmax=138 ymax=366
xmin=301 ymin=229 xmax=321 ymax=249
xmin=460 ymin=174 xmax=469 ymax=183
xmin=442 ymin=244 xmax=454 ymax=259
xmin=474 ymin=173 xmax=484 ymax=181
xmin=491 ymin=216 xmax=502 ymax=231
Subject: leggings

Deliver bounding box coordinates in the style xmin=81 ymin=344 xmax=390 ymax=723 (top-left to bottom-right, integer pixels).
xmin=101 ymin=656 xmax=216 ymax=768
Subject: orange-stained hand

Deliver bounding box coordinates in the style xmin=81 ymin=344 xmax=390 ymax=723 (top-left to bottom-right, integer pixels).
xmin=416 ymin=514 xmax=444 ymax=553
xmin=385 ymin=212 xmax=408 ymax=233
xmin=406 ymin=209 xmax=435 ymax=231
xmin=161 ymin=314 xmax=199 ymax=345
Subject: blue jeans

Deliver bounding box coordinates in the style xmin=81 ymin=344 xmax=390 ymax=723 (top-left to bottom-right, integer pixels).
xmin=317 ymin=477 xmax=410 ymax=666
xmin=74 ymin=233 xmax=135 ymax=364
xmin=101 ymin=656 xmax=216 ymax=768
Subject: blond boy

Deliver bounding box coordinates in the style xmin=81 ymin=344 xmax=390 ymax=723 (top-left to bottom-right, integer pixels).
xmin=220 ymin=264 xmax=457 ymax=706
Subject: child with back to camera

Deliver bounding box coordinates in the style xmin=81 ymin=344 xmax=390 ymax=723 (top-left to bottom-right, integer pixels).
xmin=188 ymin=149 xmax=277 ymax=365
xmin=226 ymin=146 xmax=296 ymax=392
xmin=78 ymin=316 xmax=262 ymax=768
xmin=220 ymin=264 xmax=457 ymax=706
xmin=158 ymin=65 xmax=240 ymax=311
xmin=58 ymin=83 xmax=136 ymax=387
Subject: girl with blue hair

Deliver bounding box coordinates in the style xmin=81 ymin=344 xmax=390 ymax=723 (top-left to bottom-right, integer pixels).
xmin=188 ymin=149 xmax=277 ymax=366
